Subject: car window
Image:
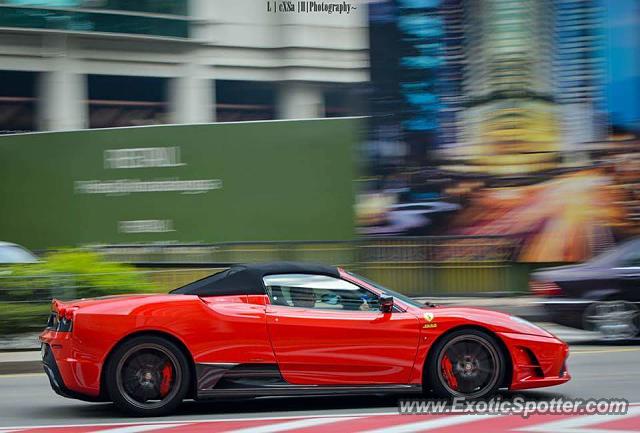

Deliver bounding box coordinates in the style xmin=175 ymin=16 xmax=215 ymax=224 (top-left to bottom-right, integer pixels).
xmin=0 ymin=245 xmax=38 ymax=264
xmin=263 ymin=274 xmax=380 ymax=311
xmin=591 ymin=238 xmax=640 ymax=267
xmin=621 ymin=252 xmax=640 ymax=267
xmin=616 ymin=243 xmax=640 ymax=267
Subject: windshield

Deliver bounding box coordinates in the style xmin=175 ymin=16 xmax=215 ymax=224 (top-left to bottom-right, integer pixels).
xmin=347 ymin=271 xmax=427 ymax=308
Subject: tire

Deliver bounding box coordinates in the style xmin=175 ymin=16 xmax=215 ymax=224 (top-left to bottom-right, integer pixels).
xmin=426 ymin=329 xmax=505 ymax=399
xmin=583 ymin=301 xmax=639 ymax=340
xmin=105 ymin=335 xmax=191 ymax=416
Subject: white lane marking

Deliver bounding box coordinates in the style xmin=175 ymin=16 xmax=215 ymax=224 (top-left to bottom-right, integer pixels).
xmin=360 ymin=414 xmax=500 ymax=433
xmin=517 ymin=405 xmax=640 ymax=433
xmin=2 ymin=403 xmax=640 ymax=431
xmin=91 ymin=424 xmax=185 ymax=433
xmin=0 ymin=413 xmax=381 ymax=431
xmin=223 ymin=417 xmax=359 ymax=433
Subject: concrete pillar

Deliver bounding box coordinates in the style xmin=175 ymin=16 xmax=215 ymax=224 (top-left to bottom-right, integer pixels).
xmin=169 ymin=66 xmax=214 ymax=124
xmin=37 ymin=70 xmax=87 ymax=131
xmin=37 ymin=35 xmax=87 ymax=131
xmin=170 ymin=0 xmax=215 ymax=125
xmin=277 ymin=83 xmax=324 ymax=119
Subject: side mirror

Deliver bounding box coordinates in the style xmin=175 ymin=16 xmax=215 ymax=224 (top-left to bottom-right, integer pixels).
xmin=379 ymin=294 xmax=394 ymax=313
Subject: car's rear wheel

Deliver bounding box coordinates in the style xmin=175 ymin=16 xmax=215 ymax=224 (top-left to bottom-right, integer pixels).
xmin=427 ymin=329 xmax=505 ymax=399
xmin=106 ymin=336 xmax=190 ymax=416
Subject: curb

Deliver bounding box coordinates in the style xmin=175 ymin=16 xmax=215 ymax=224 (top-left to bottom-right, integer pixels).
xmin=0 ymin=360 xmax=42 ymax=375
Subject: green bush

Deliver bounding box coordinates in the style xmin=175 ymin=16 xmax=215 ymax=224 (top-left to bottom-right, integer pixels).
xmin=0 ymin=249 xmax=157 ymax=335
xmin=3 ymin=249 xmax=156 ymax=300
xmin=0 ymin=303 xmax=51 ymax=334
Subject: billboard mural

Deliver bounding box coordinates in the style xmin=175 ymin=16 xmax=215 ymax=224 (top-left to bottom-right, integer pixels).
xmin=363 ymin=0 xmax=640 ymax=262
xmin=0 ymin=118 xmax=359 ymax=249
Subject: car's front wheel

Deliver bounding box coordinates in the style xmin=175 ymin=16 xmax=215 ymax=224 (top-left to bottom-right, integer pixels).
xmin=105 ymin=335 xmax=190 ymax=416
xmin=427 ymin=329 xmax=505 ymax=399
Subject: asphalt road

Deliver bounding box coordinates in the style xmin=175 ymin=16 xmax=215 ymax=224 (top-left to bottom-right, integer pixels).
xmin=0 ymin=325 xmax=639 ymax=429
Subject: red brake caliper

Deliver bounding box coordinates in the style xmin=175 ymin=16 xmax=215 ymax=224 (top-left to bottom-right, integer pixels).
xmin=441 ymin=355 xmax=458 ymax=390
xmin=159 ymin=361 xmax=173 ymax=397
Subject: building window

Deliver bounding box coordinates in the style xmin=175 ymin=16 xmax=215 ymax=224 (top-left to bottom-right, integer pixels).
xmin=325 ymin=88 xmax=353 ymax=118
xmin=0 ymin=4 xmax=189 ymax=38
xmin=215 ymin=80 xmax=276 ymax=122
xmin=88 ymin=75 xmax=168 ymax=129
xmin=0 ymin=70 xmax=36 ymax=134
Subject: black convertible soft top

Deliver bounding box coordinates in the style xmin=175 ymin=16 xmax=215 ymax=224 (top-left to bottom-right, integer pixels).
xmin=171 ymin=261 xmax=340 ymax=297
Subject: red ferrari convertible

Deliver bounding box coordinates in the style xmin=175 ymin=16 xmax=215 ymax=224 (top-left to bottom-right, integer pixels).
xmin=40 ymin=262 xmax=570 ymax=416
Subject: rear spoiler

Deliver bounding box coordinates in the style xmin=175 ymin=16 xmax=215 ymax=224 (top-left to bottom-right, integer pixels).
xmin=51 ymin=299 xmax=78 ymax=321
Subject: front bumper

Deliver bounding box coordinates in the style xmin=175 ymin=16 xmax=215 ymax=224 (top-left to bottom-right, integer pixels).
xmin=499 ymin=332 xmax=571 ymax=390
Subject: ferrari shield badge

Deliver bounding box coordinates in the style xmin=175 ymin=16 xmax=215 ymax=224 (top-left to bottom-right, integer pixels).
xmin=423 ymin=312 xmax=437 ymax=328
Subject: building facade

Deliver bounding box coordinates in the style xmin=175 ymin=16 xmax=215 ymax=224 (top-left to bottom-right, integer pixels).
xmin=451 ymin=0 xmax=561 ymax=176
xmin=437 ymin=0 xmax=464 ymax=148
xmin=0 ymin=0 xmax=369 ymax=133
xmin=554 ymin=0 xmax=607 ymax=152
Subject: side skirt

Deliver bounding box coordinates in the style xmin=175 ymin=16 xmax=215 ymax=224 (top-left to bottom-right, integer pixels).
xmin=195 ymin=362 xmax=422 ymax=399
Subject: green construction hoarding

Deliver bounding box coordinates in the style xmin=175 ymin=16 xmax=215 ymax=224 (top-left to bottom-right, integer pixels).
xmin=0 ymin=118 xmax=359 ymax=250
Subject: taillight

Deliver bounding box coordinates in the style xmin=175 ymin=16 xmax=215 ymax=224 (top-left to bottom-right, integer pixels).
xmin=48 ymin=299 xmax=76 ymax=332
xmin=529 ymin=280 xmax=563 ymax=296
xmin=57 ymin=306 xmax=78 ymax=321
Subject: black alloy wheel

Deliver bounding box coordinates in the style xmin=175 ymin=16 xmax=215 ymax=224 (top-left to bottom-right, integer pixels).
xmin=428 ymin=329 xmax=505 ymax=399
xmin=106 ymin=336 xmax=190 ymax=416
